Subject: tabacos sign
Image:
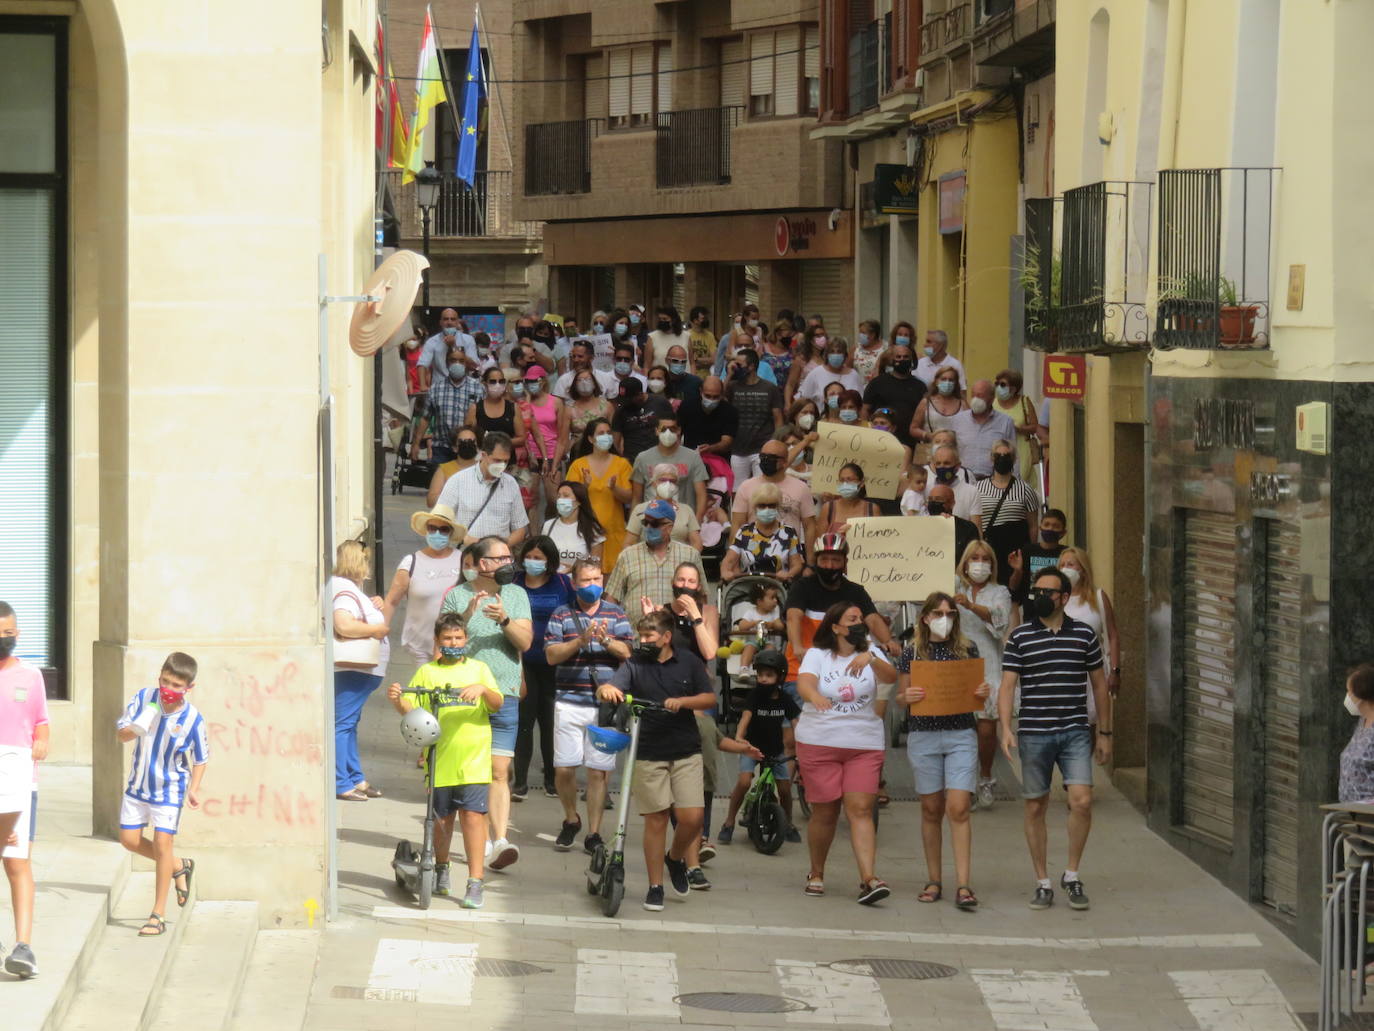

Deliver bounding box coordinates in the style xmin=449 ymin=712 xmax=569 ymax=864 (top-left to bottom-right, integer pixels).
xmin=774 ymin=215 xmax=819 ymax=256
xmin=1041 ymin=354 xmax=1086 ymax=402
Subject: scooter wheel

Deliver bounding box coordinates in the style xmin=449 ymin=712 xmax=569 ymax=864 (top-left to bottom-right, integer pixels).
xmin=417 ymin=868 xmax=434 ymax=910
xmin=602 ymin=873 xmax=624 ymax=918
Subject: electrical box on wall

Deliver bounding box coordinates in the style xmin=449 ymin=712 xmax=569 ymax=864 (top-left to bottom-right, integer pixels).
xmin=1296 ymin=401 xmax=1329 ymax=455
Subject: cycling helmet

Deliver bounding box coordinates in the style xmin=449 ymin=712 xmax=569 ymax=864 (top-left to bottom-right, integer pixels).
xmin=400 ymin=707 xmax=441 ymax=748
xmin=753 ymin=649 xmax=788 ymax=677
xmin=815 ymin=532 xmax=848 ymax=555
xmin=588 ymin=724 xmax=632 ymax=755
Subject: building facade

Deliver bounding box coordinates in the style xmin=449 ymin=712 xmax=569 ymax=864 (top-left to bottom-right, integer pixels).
xmin=511 ymin=0 xmax=853 ymax=332
xmin=0 ymin=0 xmax=380 ymax=924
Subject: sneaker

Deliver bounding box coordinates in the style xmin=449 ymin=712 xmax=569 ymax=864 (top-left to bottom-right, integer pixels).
xmin=554 ymin=819 xmax=581 ymax=852
xmin=664 ymin=853 xmax=690 ymax=897
xmin=1061 ymin=875 xmax=1090 ymax=910
xmin=643 ymin=885 xmax=665 ymax=912
xmin=784 ymin=826 xmax=801 ymax=843
xmin=511 ymin=783 xmax=529 ymax=802
xmin=583 ymin=832 xmax=603 ymax=857
xmin=717 ymin=825 xmax=734 ymax=845
xmin=544 ymin=782 xmax=558 ymax=798
xmin=489 ymin=838 xmax=520 ymax=870
xmin=460 ymin=878 xmax=484 ymax=909
xmin=737 ymin=665 xmax=754 ymax=680
xmin=687 ymin=866 xmax=711 ymax=891
xmin=1029 ymin=885 xmax=1054 ymax=910
xmin=4 ymin=943 xmax=36 ymax=979
xmin=484 ymin=839 xmax=493 ymax=861
xmin=698 ymin=839 xmax=717 ymax=864
xmin=977 ymin=778 xmax=996 ymax=810
xmin=434 ymin=863 xmax=452 ymax=896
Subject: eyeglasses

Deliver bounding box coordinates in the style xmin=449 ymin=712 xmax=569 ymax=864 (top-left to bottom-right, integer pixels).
xmin=425 ymin=524 xmax=452 ymax=534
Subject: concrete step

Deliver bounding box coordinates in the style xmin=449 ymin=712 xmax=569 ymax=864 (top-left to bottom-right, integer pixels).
xmin=59 ymin=871 xmax=195 ymax=1031
xmin=144 ymin=900 xmax=258 ymax=1031
xmin=228 ymin=930 xmax=320 ymax=1031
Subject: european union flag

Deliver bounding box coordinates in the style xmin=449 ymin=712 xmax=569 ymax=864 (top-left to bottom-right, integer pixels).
xmin=455 ymin=25 xmax=484 ymax=188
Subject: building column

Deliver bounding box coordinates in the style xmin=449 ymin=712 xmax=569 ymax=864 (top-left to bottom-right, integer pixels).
xmin=758 ymin=261 xmax=801 ymax=324
xmin=680 ymin=262 xmax=716 ymax=317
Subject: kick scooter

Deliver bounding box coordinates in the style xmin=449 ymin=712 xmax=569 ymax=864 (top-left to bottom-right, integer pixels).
xmin=390 ymin=686 xmax=455 ymax=910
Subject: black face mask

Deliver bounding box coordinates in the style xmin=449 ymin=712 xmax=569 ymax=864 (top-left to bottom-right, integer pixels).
xmin=845 ymin=625 xmax=869 ymax=650
xmin=758 ymin=454 xmax=782 ymax=476
xmin=731 ymin=366 xmax=750 ymax=381
xmin=926 ymin=500 xmax=947 ymax=516
xmin=814 ymin=564 xmax=844 ymax=588
xmin=893 ymin=359 xmax=913 ymax=375
xmin=1029 ymin=590 xmax=1056 ymax=618
xmin=634 ymin=641 xmax=660 ymax=662
xmin=516 ymin=326 xmax=534 ymax=339
xmin=456 ymin=439 xmax=479 ymax=460
xmin=1041 ymin=529 xmax=1064 ymax=545
xmin=0 ymin=637 xmax=15 ymax=659
xmin=934 ymin=467 xmax=957 ymax=485
xmin=993 ymin=453 xmax=1016 ymax=475
xmin=671 ymin=585 xmax=699 ymax=603
xmin=490 ymin=562 xmax=517 ymax=587
xmin=657 ymin=321 xmax=672 ymax=332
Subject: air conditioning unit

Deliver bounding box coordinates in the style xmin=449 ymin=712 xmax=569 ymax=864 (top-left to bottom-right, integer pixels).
xmin=1296 ymin=401 xmax=1329 ymax=455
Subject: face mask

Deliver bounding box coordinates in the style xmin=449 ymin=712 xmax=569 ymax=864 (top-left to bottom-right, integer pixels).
xmin=594 ymin=433 xmax=614 ymax=451
xmin=814 ymin=335 xmax=827 ymax=347
xmin=1029 ymin=590 xmax=1056 ymax=618
xmin=857 ymin=333 xmax=869 ymax=347
xmin=556 ymin=496 xmax=576 ymax=518
xmin=928 ymin=615 xmax=953 ymax=640
xmin=934 ymin=467 xmax=956 ymax=485
xmin=748 ymin=318 xmax=760 ymax=329
xmin=523 ymin=558 xmax=548 ymax=578
xmin=970 ymin=397 xmax=988 ymax=415
xmin=655 ymin=480 xmax=677 ymax=499
xmin=827 ymin=352 xmax=845 ymax=369
xmin=845 ymin=625 xmax=869 ymax=650
xmin=527 ymin=380 xmax=543 ymax=395
xmin=923 ymin=345 xmax=935 ymax=357
xmin=895 ymin=335 xmax=911 ymax=347
xmin=893 ymin=359 xmax=912 ymax=375
xmin=839 ymin=409 xmax=859 ymax=423
xmin=489 ymin=561 xmax=516 ymax=587
xmin=575 ymin=378 xmax=596 ymax=398
xmin=967 ymin=561 xmax=992 ymax=584
xmin=815 ymin=564 xmax=844 ymax=587
xmin=426 ymin=531 xmax=451 ymax=551
xmin=874 ymin=424 xmax=895 ymax=435
xmin=463 ymin=568 xmax=479 ymax=583
xmin=614 ymin=360 xmax=632 ymax=376
xmin=995 ymin=384 xmax=1011 ymax=401
xmin=937 ymin=379 xmax=956 ymax=396
xmin=1041 ymin=528 xmax=1064 ymax=545
xmin=576 ymin=583 xmax=604 ymax=605
xmin=669 ymin=361 xmax=687 ymax=375
xmin=565 ymin=328 xmax=579 ymax=339
xmin=487 ymin=460 xmax=508 ymax=478
xmin=0 ymin=637 xmax=14 ymax=659
xmin=643 ymin=525 xmax=665 ymax=545
xmin=159 ymin=687 xmax=187 ymax=707
xmin=405 ymin=338 xmax=420 ymax=351
xmin=487 ymin=382 xmax=506 ymax=399
xmin=658 ymin=429 xmax=678 ymax=446
xmin=634 ymin=641 xmax=659 ymax=661
xmin=1062 ymin=566 xmax=1082 ymax=587
xmin=649 ymin=379 xmax=666 ymax=394
xmin=594 ymin=322 xmax=606 ymax=334
xmin=758 ymin=454 xmax=782 ymax=476
xmin=456 ymin=439 xmax=479 ymax=460
xmin=1347 ymin=693 xmax=1362 ymax=717
xmin=993 ymin=453 xmax=1015 ymax=475
xmin=658 ymin=321 xmax=672 ymax=332
xmin=614 ymin=323 xmax=628 ymax=337
xmin=731 ymin=365 xmax=750 ymax=381
xmin=629 ymin=312 xmax=641 ymax=325
xmin=755 ymin=507 xmax=778 ymax=524
xmin=444 ymin=327 xmax=459 ymax=337
xmin=926 ymin=499 xmax=947 ymax=516
xmin=702 ymin=397 xmax=720 ymax=412
xmin=837 ymin=481 xmax=860 ymax=499
xmin=798 ymin=413 xmax=815 ymax=430
xmin=671 ymin=584 xmax=698 ymax=600
xmin=826 ymin=395 xmax=840 ymax=410
xmin=440 ymin=645 xmax=467 ymax=660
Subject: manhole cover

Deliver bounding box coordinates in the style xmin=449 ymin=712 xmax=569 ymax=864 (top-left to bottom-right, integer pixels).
xmin=473 ymin=958 xmax=549 ymax=978
xmin=829 ymin=958 xmax=959 ymax=980
xmin=676 ymin=992 xmax=811 ymax=1014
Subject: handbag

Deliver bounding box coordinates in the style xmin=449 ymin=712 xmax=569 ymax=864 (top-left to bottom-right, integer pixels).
xmin=1022 ymin=396 xmax=1044 ymax=466
xmin=333 ymin=588 xmax=381 ymax=671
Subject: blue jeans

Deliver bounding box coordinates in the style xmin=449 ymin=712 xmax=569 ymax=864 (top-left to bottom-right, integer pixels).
xmin=906 ymin=727 xmax=977 ymax=795
xmin=335 ymin=670 xmax=382 ymax=794
xmin=1017 ymin=728 xmax=1094 ymax=798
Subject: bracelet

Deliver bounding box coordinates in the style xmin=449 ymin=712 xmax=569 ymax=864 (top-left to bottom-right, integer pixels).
xmin=1111 ymin=666 xmax=1121 ymax=675
xmin=1098 ymin=731 xmax=1113 ymax=737
xmin=499 ymin=616 xmax=511 ymax=628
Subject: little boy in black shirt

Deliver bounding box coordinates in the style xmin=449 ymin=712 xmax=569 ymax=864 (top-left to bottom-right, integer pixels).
xmin=718 ymin=650 xmax=801 ymax=843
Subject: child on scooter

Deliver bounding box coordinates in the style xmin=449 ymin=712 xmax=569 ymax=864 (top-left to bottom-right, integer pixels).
xmin=388 ymin=613 xmax=502 ymax=910
xmin=718 ymin=649 xmax=800 ymax=844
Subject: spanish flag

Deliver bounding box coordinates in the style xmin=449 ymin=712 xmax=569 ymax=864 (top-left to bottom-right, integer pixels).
xmin=375 ymin=18 xmax=409 ymax=169
xmin=402 ymin=6 xmax=447 ymax=184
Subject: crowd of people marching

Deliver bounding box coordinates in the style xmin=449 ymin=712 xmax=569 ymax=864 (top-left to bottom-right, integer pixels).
xmin=332 ymin=301 xmax=1125 ymax=914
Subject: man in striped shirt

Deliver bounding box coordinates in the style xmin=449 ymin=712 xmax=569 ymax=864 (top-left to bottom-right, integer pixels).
xmin=998 ymin=569 xmax=1111 ymax=913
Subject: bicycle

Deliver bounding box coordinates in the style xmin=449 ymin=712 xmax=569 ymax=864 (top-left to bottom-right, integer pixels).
xmin=738 ymin=754 xmax=794 ymax=855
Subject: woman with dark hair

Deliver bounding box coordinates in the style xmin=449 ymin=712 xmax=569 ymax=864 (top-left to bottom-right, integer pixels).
xmin=761 ymin=319 xmax=798 ymax=391
xmin=566 ymin=367 xmax=613 ymax=443
xmin=784 ymin=324 xmax=827 ymax=405
xmin=835 ymin=389 xmax=868 ymax=427
xmin=812 ymin=461 xmax=881 ymax=552
xmin=648 ymin=306 xmax=689 ymax=371
xmin=910 ymin=365 xmax=968 ymax=444
xmin=820 ymin=381 xmax=848 ymax=423
xmin=993 ymin=366 xmax=1042 ymax=482
xmin=512 ymin=535 xmax=574 ymax=799
xmin=645 ymin=364 xmax=671 ymax=400
xmin=852 ymin=318 xmax=888 ymax=382
xmin=567 ymin=418 xmax=634 ymax=570
xmin=798 ymin=335 xmax=863 ymax=404
xmin=541 ymin=480 xmax=606 ymax=572
xmin=637 ymin=561 xmax=720 ymax=664
xmin=466 ymin=367 xmax=526 ymax=449
xmin=794 ymin=600 xmax=895 ymax=903
xmin=1340 ymin=663 xmax=1374 ymax=803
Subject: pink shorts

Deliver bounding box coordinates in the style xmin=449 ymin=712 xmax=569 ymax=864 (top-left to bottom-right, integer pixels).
xmin=795 ymin=742 xmax=885 ymax=803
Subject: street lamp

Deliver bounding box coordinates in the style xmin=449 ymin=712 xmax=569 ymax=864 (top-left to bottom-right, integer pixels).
xmin=415 ymin=162 xmax=442 ymax=310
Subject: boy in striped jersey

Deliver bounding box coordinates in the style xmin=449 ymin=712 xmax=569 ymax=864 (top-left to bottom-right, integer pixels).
xmin=115 ymin=652 xmax=209 ymax=937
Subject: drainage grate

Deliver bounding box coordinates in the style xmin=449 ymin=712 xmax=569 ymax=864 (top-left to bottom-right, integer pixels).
xmin=828 ymin=958 xmax=959 ymax=980
xmin=676 ymin=992 xmax=811 ymax=1014
xmin=473 ymin=959 xmax=550 ymax=978
xmin=1299 ymin=1015 xmax=1374 ymax=1030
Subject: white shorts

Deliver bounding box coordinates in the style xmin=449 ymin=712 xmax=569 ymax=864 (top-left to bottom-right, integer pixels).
xmin=553 ymin=701 xmax=617 ymax=772
xmin=0 ymin=747 xmax=31 ymax=813
xmin=120 ymin=794 xmax=183 ymax=835
xmin=2 ymin=791 xmax=35 ymax=860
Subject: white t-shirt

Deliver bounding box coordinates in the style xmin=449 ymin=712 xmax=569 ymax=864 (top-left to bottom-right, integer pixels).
xmin=395 ymin=550 xmax=462 ymax=663
xmin=798 ymin=365 xmax=864 ymax=405
xmin=900 ymin=487 xmax=928 ymax=515
xmin=916 ymin=353 xmax=968 ymax=391
xmin=552 ymin=367 xmax=620 ymax=400
xmin=795 ymin=647 xmax=885 ymax=750
xmin=541 ymin=517 xmax=604 ymax=572
xmin=329 ymin=576 xmax=390 ymax=676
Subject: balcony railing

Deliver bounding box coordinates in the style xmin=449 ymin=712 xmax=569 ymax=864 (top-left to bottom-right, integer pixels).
xmin=1155 ymin=168 xmax=1278 ymax=350
xmin=655 ymin=106 xmax=740 ymax=188
xmin=524 ymin=118 xmax=600 ymax=196
xmin=847 ymin=21 xmax=882 ymax=115
xmin=385 ymin=169 xmax=541 ymax=240
xmin=919 ymin=3 xmax=973 ymax=64
xmin=1022 ymin=196 xmax=1058 ymax=352
xmin=972 ymin=0 xmax=1056 ymax=68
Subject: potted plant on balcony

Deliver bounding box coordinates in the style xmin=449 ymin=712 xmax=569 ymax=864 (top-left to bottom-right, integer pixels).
xmin=1156 ymin=271 xmax=1217 ymax=336
xmin=1217 ymin=276 xmax=1258 ymax=347
xmin=1019 ymin=243 xmax=1060 ymax=351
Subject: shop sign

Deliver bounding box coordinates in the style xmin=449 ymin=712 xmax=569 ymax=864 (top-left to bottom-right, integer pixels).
xmin=938 ymin=171 xmax=966 ymax=234
xmin=1041 ymin=354 xmax=1086 ymax=402
xmin=774 ymin=215 xmax=820 ymax=256
xmin=1192 ymin=398 xmax=1255 ymax=451
xmin=873 ymin=164 xmax=919 ymax=215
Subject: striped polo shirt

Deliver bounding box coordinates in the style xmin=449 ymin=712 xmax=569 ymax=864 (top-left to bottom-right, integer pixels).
xmin=117 ymin=687 xmax=210 ymax=806
xmin=1002 ymin=614 xmax=1103 ymax=734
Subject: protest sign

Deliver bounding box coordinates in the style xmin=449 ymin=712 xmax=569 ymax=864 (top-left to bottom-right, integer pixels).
xmin=810 ymin=422 xmax=906 ymax=499
xmin=906 ymin=657 xmax=985 ymax=717
xmin=845 ymin=516 xmax=955 ymax=601
xmin=588 ymin=332 xmax=615 ymax=372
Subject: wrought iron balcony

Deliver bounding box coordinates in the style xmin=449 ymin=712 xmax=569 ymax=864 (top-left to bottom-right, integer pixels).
xmin=386 ymin=169 xmax=541 ymax=240
xmin=972 ymin=0 xmax=1056 ymax=69
xmin=1154 ymin=168 xmax=1278 ymax=350
xmin=524 ymin=118 xmax=600 ymax=196
xmin=919 ymin=3 xmax=973 ymax=65
xmin=655 ymin=106 xmax=741 ymax=188
xmin=1022 ymin=196 xmax=1057 ymax=353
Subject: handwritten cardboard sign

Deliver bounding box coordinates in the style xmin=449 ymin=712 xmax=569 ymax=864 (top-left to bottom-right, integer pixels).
xmin=906 ymin=657 xmax=985 ymax=716
xmin=811 ymin=422 xmax=907 ymax=500
xmin=845 ymin=516 xmax=955 ymax=601
xmin=588 ymin=332 xmax=615 ymax=372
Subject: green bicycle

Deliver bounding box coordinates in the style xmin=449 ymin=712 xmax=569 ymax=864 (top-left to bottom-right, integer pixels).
xmin=739 ymin=754 xmax=793 ymax=855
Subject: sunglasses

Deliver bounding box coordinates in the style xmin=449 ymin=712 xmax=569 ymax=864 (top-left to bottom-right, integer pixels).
xmin=995 ymin=380 xmax=1011 ymax=387
xmin=425 ymin=523 xmax=453 ymax=534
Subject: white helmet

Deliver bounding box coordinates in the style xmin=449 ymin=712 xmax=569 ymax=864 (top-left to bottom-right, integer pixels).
xmin=400 ymin=707 xmax=441 ymax=748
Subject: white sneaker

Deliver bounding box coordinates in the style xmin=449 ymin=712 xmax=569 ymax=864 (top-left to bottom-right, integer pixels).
xmin=484 ymin=839 xmax=493 ymax=860
xmin=977 ymin=778 xmax=996 ymax=810
xmin=489 ymin=837 xmax=520 ymax=870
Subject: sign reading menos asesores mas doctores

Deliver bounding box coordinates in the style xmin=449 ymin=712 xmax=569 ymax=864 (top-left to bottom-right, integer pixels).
xmin=845 ymin=516 xmax=956 ymax=602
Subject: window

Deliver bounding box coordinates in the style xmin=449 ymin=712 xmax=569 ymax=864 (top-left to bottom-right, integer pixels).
xmin=746 ymin=25 xmax=817 ymax=118
xmin=804 ymin=26 xmax=820 ymax=114
xmin=720 ymin=38 xmax=745 ymax=108
xmin=607 ymin=43 xmax=664 ymax=129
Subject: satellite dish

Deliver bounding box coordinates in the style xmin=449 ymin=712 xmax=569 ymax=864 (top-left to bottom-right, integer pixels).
xmin=348 ymin=250 xmax=429 ymax=357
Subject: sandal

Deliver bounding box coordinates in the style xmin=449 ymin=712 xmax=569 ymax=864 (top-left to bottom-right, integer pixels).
xmin=858 ymin=878 xmax=891 ymax=906
xmin=357 ymin=784 xmax=382 ymax=798
xmin=173 ymin=858 xmax=195 ymax=907
xmin=955 ymin=886 xmax=979 ymax=911
xmin=139 ymin=913 xmax=166 ymax=937
xmin=336 ymin=788 xmax=369 ymax=801
xmin=804 ymin=874 xmax=825 ymax=897
xmin=918 ymin=881 xmax=943 ymax=903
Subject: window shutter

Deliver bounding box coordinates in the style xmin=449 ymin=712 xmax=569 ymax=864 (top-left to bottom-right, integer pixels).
xmin=720 ymin=38 xmax=745 ymax=107
xmin=804 ymin=25 xmax=820 ymax=79
xmin=585 ymin=53 xmax=607 ymax=120
xmin=749 ymin=31 xmax=774 ymax=99
xmin=775 ymin=26 xmax=800 ymax=116
xmin=630 ymin=44 xmax=654 ymax=116
xmin=657 ymin=44 xmax=672 ymax=114
xmin=608 ymin=49 xmax=630 ymax=119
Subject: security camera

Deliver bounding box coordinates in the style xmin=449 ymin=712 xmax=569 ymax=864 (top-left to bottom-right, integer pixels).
xmin=828 ymin=208 xmax=842 ymax=231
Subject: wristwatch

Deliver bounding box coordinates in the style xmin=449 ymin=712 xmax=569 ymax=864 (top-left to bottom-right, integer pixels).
xmin=690 ymin=617 xmax=703 ymax=626
xmin=1111 ymin=666 xmax=1121 ymax=675
xmin=499 ymin=616 xmax=511 ymax=628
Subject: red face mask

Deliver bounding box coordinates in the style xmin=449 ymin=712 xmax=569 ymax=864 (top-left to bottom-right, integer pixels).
xmin=159 ymin=687 xmax=187 ymax=707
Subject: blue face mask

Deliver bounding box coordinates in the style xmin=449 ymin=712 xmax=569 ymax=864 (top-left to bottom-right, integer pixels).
xmin=643 ymin=525 xmax=665 ymax=545
xmin=594 ymin=433 xmax=614 ymax=451
xmin=839 ymin=409 xmax=859 ymax=423
xmin=463 ymin=568 xmax=478 ymax=583
xmin=576 ymin=583 xmax=604 ymax=605
xmin=755 ymin=507 xmax=778 ymax=523
xmin=857 ymin=333 xmax=870 ymax=346
xmin=995 ymin=384 xmax=1011 ymax=401
xmin=629 ymin=312 xmax=641 ymax=325
xmin=826 ymin=395 xmax=839 ymax=410
xmin=837 ymin=482 xmax=861 ymax=499
xmin=614 ymin=360 xmax=632 ymax=376
xmin=701 ymin=397 xmax=720 ymax=412
xmin=827 ymin=352 xmax=845 ymax=369
xmin=895 ymin=335 xmax=911 ymax=347
xmin=669 ymin=360 xmax=687 ymax=375
xmin=938 ymin=379 xmax=956 ymax=396
xmin=443 ymin=327 xmax=458 ymax=337
xmin=425 ymin=531 xmax=451 ymax=551
xmin=556 ymin=496 xmax=576 ymax=517
xmin=614 ymin=323 xmax=628 ymax=337
xmin=511 ymin=382 xmax=525 ymax=396
xmin=440 ymin=645 xmax=466 ymax=659
xmin=523 ymin=558 xmax=548 ymax=577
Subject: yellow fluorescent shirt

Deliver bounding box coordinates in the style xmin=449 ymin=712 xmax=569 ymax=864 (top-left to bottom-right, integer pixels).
xmin=404 ymin=658 xmax=499 ymax=787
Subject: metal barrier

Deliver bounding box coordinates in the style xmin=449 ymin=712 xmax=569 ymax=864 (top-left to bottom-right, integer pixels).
xmin=1319 ymin=801 xmax=1374 ymax=1029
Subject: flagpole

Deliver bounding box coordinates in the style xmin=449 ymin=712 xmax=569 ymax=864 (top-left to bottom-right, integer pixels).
xmin=429 ymin=14 xmax=463 ymax=188
xmin=474 ymin=3 xmax=515 ymax=172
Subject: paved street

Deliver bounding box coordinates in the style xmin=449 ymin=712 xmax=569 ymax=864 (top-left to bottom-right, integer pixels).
xmin=298 ymin=487 xmax=1321 ymax=1030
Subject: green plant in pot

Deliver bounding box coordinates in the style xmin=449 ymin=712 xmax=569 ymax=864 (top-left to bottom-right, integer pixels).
xmin=1019 ymin=243 xmax=1061 ymax=350
xmin=1217 ymin=275 xmax=1258 ymax=346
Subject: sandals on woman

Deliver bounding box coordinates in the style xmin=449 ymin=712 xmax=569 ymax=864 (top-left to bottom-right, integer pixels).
xmin=918 ymin=882 xmax=943 ymax=903
xmin=356 ymin=783 xmax=382 ymax=798
xmin=858 ymin=878 xmax=891 ymax=906
xmin=173 ymin=858 xmax=195 ymax=908
xmin=336 ymin=788 xmax=368 ymax=801
xmin=955 ymin=886 xmax=979 ymax=911
xmin=139 ymin=913 xmax=166 ymax=937
xmin=803 ymin=874 xmax=825 ymax=897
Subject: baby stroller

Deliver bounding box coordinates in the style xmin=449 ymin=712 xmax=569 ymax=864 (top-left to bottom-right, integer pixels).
xmin=390 ymin=420 xmax=435 ymax=495
xmin=715 ymin=574 xmax=788 ymax=730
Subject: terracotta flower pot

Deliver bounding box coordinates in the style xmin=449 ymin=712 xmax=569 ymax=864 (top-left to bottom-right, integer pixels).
xmin=1219 ymin=305 xmax=1258 ymax=346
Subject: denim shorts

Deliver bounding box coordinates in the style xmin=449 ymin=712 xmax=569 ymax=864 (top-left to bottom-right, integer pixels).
xmin=906 ymin=728 xmax=978 ymax=795
xmin=432 ymin=783 xmax=489 ymax=817
xmin=489 ymin=697 xmax=518 ymax=758
xmin=1018 ymin=728 xmax=1094 ymax=798
xmin=739 ymin=754 xmax=791 ymax=782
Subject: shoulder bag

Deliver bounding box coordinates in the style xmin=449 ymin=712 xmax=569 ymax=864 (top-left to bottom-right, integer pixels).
xmin=333 ymin=588 xmax=381 ymax=671
xmin=1021 ymin=396 xmax=1044 ymax=466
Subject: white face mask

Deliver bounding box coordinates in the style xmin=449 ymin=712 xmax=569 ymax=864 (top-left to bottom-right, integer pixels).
xmin=928 ymin=615 xmax=953 ymax=640
xmin=798 ymin=413 xmax=815 ymax=430
xmin=658 ymin=430 xmax=678 ymax=447
xmin=969 ymin=397 xmax=988 ymax=415
xmin=486 ymin=460 xmax=508 ymax=478
xmin=655 ymin=480 xmax=677 ymax=499
xmin=967 ymin=561 xmax=992 ymax=584
xmin=1347 ymin=693 xmax=1362 ymax=717
xmin=1062 ymin=566 xmax=1082 ymax=587
xmin=648 ymin=379 xmax=666 ymax=394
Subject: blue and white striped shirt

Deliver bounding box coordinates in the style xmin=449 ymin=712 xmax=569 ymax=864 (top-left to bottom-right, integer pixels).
xmin=118 ymin=687 xmax=210 ymax=806
xmin=1002 ymin=615 xmax=1103 ymax=734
